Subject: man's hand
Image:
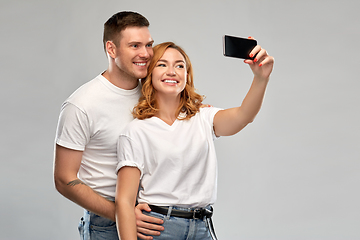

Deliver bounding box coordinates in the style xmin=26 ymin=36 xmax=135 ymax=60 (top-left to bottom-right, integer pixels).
xmin=135 ymin=203 xmax=164 ymax=240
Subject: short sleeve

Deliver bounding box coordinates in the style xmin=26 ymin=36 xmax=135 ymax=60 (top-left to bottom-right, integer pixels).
xmin=199 ymin=107 xmax=223 ymax=139
xmin=116 ymin=134 xmax=144 ymax=178
xmin=55 ymin=102 xmax=90 ymax=151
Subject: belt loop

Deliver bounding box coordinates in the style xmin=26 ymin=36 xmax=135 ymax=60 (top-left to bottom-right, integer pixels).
xmin=166 ymin=206 xmax=173 ymax=220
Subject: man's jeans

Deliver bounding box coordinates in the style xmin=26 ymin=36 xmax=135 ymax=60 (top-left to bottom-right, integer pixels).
xmin=142 ymin=206 xmax=216 ymax=240
xmin=78 ymin=210 xmax=118 ymax=240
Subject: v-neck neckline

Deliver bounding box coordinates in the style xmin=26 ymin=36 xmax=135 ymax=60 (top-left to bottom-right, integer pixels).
xmin=152 ymin=116 xmax=179 ymax=128
xmin=151 ymin=112 xmax=187 ymax=129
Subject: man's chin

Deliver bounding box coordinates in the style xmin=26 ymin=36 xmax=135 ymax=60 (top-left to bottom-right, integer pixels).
xmin=135 ymin=72 xmax=148 ymax=79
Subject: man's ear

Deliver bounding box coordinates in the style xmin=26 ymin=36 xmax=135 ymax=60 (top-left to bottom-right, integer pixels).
xmin=106 ymin=41 xmax=116 ymax=59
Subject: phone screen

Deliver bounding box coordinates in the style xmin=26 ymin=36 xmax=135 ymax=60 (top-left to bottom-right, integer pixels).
xmin=223 ymin=35 xmax=257 ymax=60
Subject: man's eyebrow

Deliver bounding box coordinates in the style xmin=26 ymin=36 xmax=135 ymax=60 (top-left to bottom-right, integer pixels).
xmin=128 ymin=41 xmax=141 ymax=45
xmin=128 ymin=40 xmax=154 ymax=46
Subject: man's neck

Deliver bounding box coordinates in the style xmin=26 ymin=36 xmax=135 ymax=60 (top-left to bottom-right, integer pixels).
xmin=102 ymin=69 xmax=139 ymax=90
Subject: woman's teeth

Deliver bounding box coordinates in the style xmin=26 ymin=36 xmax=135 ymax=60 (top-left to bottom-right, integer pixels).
xmin=164 ymin=80 xmax=177 ymax=83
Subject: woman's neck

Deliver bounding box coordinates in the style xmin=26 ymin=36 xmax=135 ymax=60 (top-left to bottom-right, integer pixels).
xmin=155 ymin=94 xmax=181 ymax=126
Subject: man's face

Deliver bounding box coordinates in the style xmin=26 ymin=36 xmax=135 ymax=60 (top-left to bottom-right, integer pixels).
xmin=113 ymin=27 xmax=154 ymax=80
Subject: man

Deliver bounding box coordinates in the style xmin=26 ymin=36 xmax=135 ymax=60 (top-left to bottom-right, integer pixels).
xmin=54 ymin=11 xmax=163 ymax=240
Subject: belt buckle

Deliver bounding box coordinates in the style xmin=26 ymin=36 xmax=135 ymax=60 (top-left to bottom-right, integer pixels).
xmin=193 ymin=209 xmax=203 ymax=219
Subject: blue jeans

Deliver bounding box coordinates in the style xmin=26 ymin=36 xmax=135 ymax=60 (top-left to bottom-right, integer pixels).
xmin=142 ymin=206 xmax=217 ymax=240
xmin=78 ymin=210 xmax=118 ymax=240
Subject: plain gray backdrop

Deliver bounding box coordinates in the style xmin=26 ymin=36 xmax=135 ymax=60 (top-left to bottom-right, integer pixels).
xmin=1 ymin=0 xmax=359 ymax=239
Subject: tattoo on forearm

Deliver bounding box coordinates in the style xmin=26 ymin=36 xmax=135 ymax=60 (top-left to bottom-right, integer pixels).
xmin=67 ymin=179 xmax=86 ymax=187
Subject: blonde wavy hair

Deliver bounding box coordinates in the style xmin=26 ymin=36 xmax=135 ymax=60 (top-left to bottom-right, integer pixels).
xmin=133 ymin=42 xmax=204 ymax=120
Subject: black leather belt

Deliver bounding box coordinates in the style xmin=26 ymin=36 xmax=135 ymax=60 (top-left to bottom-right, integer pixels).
xmin=149 ymin=205 xmax=213 ymax=219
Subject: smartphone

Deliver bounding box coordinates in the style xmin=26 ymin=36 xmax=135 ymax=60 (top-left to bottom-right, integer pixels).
xmin=223 ymin=35 xmax=257 ymax=60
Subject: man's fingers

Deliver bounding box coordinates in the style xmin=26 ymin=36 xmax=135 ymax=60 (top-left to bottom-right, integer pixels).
xmin=138 ymin=213 xmax=164 ymax=225
xmin=200 ymin=104 xmax=213 ymax=108
xmin=136 ymin=203 xmax=152 ymax=212
xmin=137 ymin=224 xmax=162 ymax=240
xmin=137 ymin=218 xmax=164 ymax=230
xmin=137 ymin=226 xmax=162 ymax=236
xmin=135 ymin=205 xmax=164 ymax=239
xmin=137 ymin=232 xmax=154 ymax=240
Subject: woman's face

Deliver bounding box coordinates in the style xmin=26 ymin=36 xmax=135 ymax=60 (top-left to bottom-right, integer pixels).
xmin=151 ymin=48 xmax=187 ymax=98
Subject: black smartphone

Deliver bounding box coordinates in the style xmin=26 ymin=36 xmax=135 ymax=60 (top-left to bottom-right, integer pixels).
xmin=223 ymin=35 xmax=257 ymax=60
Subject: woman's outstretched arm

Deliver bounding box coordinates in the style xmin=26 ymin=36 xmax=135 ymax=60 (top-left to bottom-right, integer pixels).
xmin=214 ymin=41 xmax=274 ymax=136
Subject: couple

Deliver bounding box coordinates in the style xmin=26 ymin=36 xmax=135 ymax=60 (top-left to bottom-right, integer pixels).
xmin=54 ymin=11 xmax=274 ymax=240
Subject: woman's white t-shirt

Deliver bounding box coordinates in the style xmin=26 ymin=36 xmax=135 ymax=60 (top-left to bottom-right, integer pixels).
xmin=116 ymin=107 xmax=221 ymax=208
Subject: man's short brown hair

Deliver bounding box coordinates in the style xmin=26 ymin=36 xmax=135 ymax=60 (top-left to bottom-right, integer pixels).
xmin=103 ymin=11 xmax=150 ymax=52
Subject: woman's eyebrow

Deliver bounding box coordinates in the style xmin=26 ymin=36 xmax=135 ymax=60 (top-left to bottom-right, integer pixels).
xmin=158 ymin=59 xmax=185 ymax=63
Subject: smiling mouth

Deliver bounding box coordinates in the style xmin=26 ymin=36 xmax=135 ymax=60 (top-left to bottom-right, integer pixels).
xmin=134 ymin=62 xmax=146 ymax=66
xmin=162 ymin=80 xmax=178 ymax=84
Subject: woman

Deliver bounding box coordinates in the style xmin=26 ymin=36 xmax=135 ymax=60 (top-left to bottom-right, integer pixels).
xmin=115 ymin=41 xmax=274 ymax=240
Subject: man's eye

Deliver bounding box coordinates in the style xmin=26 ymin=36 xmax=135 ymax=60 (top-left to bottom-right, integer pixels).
xmin=146 ymin=44 xmax=153 ymax=47
xmin=131 ymin=45 xmax=138 ymax=48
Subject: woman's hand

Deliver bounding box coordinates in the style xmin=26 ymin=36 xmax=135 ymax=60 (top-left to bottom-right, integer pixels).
xmin=244 ymin=36 xmax=274 ymax=81
xmin=213 ymin=37 xmax=274 ymax=137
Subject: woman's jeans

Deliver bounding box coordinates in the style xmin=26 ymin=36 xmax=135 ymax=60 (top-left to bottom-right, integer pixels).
xmin=78 ymin=206 xmax=217 ymax=240
xmin=78 ymin=209 xmax=118 ymax=240
xmin=142 ymin=206 xmax=217 ymax=240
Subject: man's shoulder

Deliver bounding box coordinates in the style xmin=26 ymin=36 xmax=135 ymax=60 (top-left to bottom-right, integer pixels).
xmin=71 ymin=75 xmax=103 ymax=94
xmin=64 ymin=75 xmax=105 ymax=104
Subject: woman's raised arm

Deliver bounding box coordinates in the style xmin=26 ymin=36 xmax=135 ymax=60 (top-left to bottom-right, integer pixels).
xmin=214 ymin=41 xmax=274 ymax=137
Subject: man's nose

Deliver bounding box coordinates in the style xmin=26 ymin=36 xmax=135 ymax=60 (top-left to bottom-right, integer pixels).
xmin=139 ymin=47 xmax=150 ymax=58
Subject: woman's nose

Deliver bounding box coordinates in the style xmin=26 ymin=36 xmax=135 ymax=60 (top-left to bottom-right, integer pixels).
xmin=166 ymin=66 xmax=176 ymax=75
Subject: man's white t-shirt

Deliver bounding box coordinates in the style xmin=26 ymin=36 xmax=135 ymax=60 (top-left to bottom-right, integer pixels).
xmin=55 ymin=74 xmax=141 ymax=199
xmin=116 ymin=107 xmax=221 ymax=208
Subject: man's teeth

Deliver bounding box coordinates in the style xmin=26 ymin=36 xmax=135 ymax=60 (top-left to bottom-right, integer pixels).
xmin=135 ymin=63 xmax=146 ymax=66
xmin=164 ymin=80 xmax=177 ymax=83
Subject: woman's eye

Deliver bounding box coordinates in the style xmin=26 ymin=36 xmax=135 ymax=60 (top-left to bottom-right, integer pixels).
xmin=176 ymin=64 xmax=184 ymax=68
xmin=157 ymin=63 xmax=166 ymax=67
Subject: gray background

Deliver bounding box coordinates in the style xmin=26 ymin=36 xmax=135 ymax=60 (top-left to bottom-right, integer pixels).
xmin=1 ymin=0 xmax=359 ymax=239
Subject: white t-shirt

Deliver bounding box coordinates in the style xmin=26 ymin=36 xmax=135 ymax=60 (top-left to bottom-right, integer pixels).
xmin=55 ymin=74 xmax=141 ymax=199
xmin=116 ymin=107 xmax=222 ymax=208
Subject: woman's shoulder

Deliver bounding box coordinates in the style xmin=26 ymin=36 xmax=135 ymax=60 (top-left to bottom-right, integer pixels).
xmin=122 ymin=117 xmax=155 ymax=135
xmin=196 ymin=106 xmax=222 ymax=123
xmin=199 ymin=106 xmax=223 ymax=115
